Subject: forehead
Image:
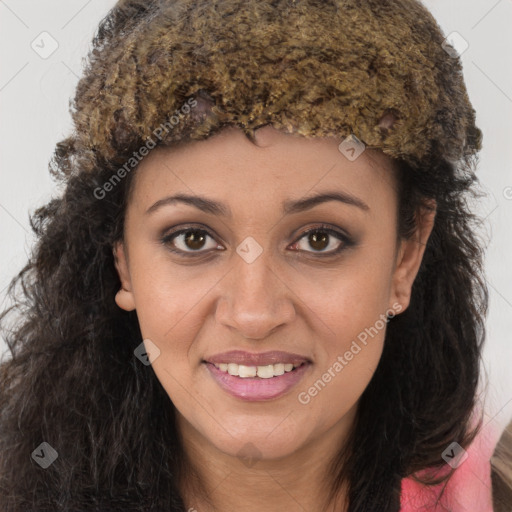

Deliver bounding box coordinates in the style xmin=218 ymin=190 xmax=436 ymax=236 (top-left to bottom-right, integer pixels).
xmin=129 ymin=125 xmax=398 ymax=216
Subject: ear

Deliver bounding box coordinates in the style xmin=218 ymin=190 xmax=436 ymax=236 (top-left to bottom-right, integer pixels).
xmin=113 ymin=241 xmax=136 ymax=311
xmin=389 ymin=200 xmax=436 ymax=313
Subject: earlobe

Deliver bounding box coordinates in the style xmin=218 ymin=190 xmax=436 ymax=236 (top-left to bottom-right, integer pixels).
xmin=115 ymin=289 xmax=136 ymax=312
xmin=113 ymin=241 xmax=136 ymax=312
xmin=389 ymin=201 xmax=437 ymax=313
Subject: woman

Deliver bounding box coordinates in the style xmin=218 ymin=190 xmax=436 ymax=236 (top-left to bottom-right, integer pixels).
xmin=0 ymin=0 xmax=491 ymax=510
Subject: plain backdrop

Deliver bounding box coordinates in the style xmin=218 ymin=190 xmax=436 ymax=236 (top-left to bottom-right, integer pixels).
xmin=1 ymin=1 xmax=511 ymax=438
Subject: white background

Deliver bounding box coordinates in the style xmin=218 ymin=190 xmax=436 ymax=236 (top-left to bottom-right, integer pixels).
xmin=1 ymin=1 xmax=511 ymax=437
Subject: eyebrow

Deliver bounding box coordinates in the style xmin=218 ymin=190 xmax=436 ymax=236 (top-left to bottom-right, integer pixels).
xmin=145 ymin=190 xmax=370 ymax=217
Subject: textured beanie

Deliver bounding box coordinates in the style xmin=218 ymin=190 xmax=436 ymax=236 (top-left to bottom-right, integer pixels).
xmin=70 ymin=0 xmax=482 ymax=173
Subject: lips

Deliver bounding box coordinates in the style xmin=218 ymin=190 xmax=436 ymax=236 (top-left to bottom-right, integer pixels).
xmin=204 ymin=358 xmax=312 ymax=401
xmin=204 ymin=350 xmax=311 ymax=367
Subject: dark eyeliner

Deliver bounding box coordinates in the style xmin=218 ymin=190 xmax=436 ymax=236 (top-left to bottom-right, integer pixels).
xmin=160 ymin=223 xmax=354 ymax=258
xmin=293 ymin=223 xmax=355 ymax=256
xmin=160 ymin=225 xmax=219 ymax=258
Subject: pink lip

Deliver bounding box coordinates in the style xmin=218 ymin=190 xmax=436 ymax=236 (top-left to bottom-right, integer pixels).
xmin=204 ymin=350 xmax=311 ymax=367
xmin=204 ymin=361 xmax=311 ymax=401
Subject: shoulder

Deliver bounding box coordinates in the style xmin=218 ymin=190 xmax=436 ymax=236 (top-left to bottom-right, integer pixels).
xmin=400 ymin=420 xmax=501 ymax=511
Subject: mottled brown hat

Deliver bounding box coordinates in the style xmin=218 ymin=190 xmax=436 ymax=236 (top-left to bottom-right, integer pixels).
xmin=72 ymin=0 xmax=482 ymax=171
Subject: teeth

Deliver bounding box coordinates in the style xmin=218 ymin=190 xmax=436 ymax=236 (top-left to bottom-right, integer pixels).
xmin=212 ymin=362 xmax=302 ymax=378
xmin=257 ymin=365 xmax=274 ymax=378
xmin=273 ymin=363 xmax=285 ymax=376
xmin=238 ymin=365 xmax=257 ymax=378
xmin=227 ymin=363 xmax=238 ymax=376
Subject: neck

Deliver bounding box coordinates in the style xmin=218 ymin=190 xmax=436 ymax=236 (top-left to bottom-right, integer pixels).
xmin=176 ymin=407 xmax=356 ymax=512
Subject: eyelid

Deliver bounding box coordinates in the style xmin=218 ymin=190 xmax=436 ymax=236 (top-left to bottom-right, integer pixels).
xmin=161 ymin=224 xmax=221 ymax=256
xmin=160 ymin=223 xmax=353 ymax=257
xmin=291 ymin=223 xmax=353 ymax=256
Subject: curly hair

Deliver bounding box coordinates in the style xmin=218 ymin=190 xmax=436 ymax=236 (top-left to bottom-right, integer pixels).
xmin=0 ymin=0 xmax=488 ymax=511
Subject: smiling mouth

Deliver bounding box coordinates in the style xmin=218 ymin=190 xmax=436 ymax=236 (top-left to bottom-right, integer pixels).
xmin=208 ymin=361 xmax=307 ymax=379
xmin=203 ymin=360 xmax=311 ymax=401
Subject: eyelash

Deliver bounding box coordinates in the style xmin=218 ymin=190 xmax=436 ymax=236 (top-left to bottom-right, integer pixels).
xmin=160 ymin=223 xmax=354 ymax=258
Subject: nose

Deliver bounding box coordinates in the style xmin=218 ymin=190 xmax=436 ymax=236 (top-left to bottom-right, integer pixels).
xmin=215 ymin=252 xmax=296 ymax=340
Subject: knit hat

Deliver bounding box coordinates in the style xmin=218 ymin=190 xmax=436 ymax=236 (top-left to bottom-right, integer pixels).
xmin=71 ymin=0 xmax=482 ymax=172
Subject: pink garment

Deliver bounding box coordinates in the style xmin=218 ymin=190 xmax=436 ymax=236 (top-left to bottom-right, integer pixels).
xmin=399 ymin=419 xmax=501 ymax=511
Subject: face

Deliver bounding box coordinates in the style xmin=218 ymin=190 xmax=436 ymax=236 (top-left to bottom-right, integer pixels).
xmin=113 ymin=125 xmax=434 ymax=463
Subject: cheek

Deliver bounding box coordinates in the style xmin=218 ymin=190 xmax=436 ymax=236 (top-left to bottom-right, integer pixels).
xmin=294 ymin=275 xmax=391 ymax=430
xmin=129 ymin=262 xmax=211 ymax=406
xmin=124 ymin=249 xmax=194 ymax=358
xmin=126 ymin=237 xmax=213 ymax=332
xmin=291 ymin=250 xmax=394 ymax=406
xmin=297 ymin=255 xmax=394 ymax=353
xmin=297 ymin=285 xmax=388 ymax=402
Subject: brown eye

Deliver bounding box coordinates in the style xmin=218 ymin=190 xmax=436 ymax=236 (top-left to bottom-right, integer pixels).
xmin=291 ymin=225 xmax=351 ymax=255
xmin=181 ymin=230 xmax=207 ymax=250
xmin=307 ymin=231 xmax=330 ymax=251
xmin=161 ymin=223 xmax=353 ymax=259
xmin=162 ymin=228 xmax=220 ymax=255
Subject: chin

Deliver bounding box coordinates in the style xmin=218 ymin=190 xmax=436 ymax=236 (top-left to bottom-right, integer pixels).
xmin=208 ymin=425 xmax=306 ymax=463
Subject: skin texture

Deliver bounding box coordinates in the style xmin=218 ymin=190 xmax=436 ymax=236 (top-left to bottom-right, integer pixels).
xmin=113 ymin=125 xmax=436 ymax=511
